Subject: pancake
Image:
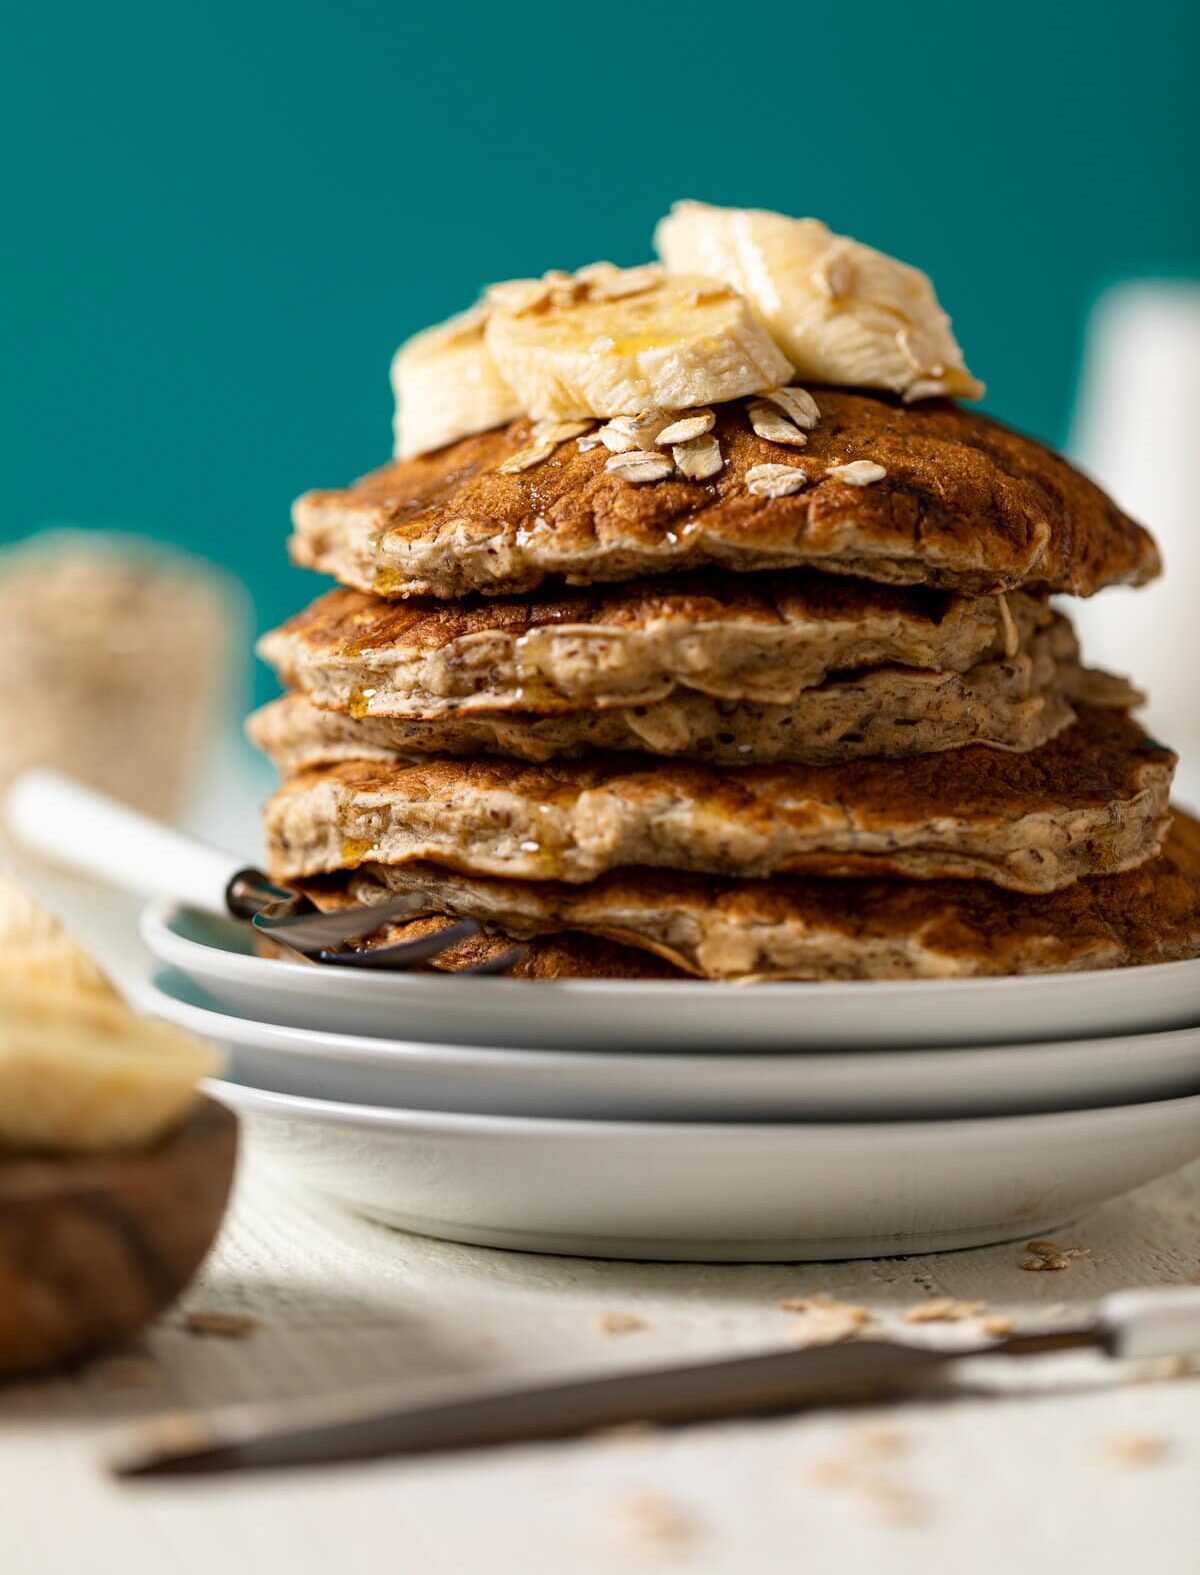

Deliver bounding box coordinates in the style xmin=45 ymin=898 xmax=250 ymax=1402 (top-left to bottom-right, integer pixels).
xmin=309 ymin=811 xmax=1200 ymax=981
xmin=258 ymin=577 xmax=1049 ymax=717
xmin=261 ymin=707 xmax=1173 ymax=895
xmin=290 ymin=392 xmax=1159 ymax=599
xmin=251 ymin=616 xmax=1127 ymax=772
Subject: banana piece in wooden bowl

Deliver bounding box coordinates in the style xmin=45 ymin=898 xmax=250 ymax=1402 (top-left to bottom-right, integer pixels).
xmin=0 ymin=879 xmax=234 ymax=1376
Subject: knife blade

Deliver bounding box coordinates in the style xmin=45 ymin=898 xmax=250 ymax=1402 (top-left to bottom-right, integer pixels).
xmin=111 ymin=1286 xmax=1200 ymax=1477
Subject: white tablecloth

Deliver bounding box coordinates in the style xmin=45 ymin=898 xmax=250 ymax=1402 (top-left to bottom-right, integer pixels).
xmin=3 ymin=878 xmax=1199 ymax=1574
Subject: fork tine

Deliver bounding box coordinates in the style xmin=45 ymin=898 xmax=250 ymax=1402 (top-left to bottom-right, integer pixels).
xmin=317 ymin=920 xmax=482 ymax=970
xmin=251 ymin=892 xmax=435 ymax=953
xmin=246 ymin=884 xmax=527 ymax=975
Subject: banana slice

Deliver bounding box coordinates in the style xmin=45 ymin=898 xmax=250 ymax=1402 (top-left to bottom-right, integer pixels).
xmin=0 ymin=879 xmax=221 ymax=1153
xmin=0 ymin=875 xmax=119 ymax=1002
xmin=483 ymin=264 xmax=794 ymax=421
xmin=0 ymin=984 xmax=221 ymax=1153
xmin=391 ymin=305 xmax=522 ymax=460
xmin=655 ymin=201 xmax=983 ymax=402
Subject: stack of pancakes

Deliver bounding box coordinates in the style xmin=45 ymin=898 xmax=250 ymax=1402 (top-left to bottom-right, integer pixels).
xmin=250 ymin=388 xmax=1200 ymax=981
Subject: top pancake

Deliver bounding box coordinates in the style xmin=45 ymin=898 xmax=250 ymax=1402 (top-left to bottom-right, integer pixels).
xmin=291 ymin=391 xmax=1159 ymax=599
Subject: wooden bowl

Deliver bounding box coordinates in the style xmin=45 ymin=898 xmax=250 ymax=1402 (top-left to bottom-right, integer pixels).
xmin=0 ymin=1096 xmax=237 ymax=1378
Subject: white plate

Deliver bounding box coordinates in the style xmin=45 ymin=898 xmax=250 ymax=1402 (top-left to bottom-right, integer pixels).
xmin=142 ymin=968 xmax=1200 ymax=1121
xmin=206 ymin=1077 xmax=1200 ymax=1261
xmin=143 ymin=899 xmax=1200 ymax=1052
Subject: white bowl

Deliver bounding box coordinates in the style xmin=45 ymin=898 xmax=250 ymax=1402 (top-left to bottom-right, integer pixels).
xmin=143 ymin=968 xmax=1200 ymax=1122
xmin=207 ymin=1077 xmax=1200 ymax=1262
xmin=142 ymin=899 xmax=1200 ymax=1052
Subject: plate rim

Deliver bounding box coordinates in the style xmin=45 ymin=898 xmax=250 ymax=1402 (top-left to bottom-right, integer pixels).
xmin=143 ymin=965 xmax=1200 ymax=1070
xmin=142 ymin=896 xmax=1200 ymax=1004
xmin=205 ymin=1073 xmax=1200 ymax=1140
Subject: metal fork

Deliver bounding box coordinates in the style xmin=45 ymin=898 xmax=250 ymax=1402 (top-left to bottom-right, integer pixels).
xmin=4 ymin=769 xmax=527 ymax=974
xmin=226 ymin=868 xmax=525 ymax=973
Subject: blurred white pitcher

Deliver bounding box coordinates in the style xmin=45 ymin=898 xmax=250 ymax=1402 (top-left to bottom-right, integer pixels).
xmin=1069 ymin=280 xmax=1200 ymax=808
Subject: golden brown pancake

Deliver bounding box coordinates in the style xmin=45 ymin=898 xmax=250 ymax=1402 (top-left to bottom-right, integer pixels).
xmin=258 ymin=577 xmax=1049 ymax=716
xmin=290 ymin=392 xmax=1159 ymax=599
xmin=261 ymin=707 xmax=1173 ymax=895
xmin=251 ymin=617 xmax=1131 ymax=771
xmin=314 ymin=811 xmax=1200 ymax=981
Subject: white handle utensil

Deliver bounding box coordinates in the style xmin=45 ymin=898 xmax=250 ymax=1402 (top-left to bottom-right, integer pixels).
xmin=3 ymin=768 xmax=519 ymax=971
xmin=5 ymin=767 xmax=241 ymax=913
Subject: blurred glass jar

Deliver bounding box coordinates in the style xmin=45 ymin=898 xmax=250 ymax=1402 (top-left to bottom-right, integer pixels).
xmin=0 ymin=530 xmax=249 ymax=824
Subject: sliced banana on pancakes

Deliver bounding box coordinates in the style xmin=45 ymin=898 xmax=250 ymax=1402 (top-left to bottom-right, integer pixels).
xmin=388 ymin=208 xmax=981 ymax=457
xmin=483 ymin=264 xmax=794 ymax=421
xmin=655 ymin=200 xmax=983 ymax=402
xmin=391 ymin=304 xmax=523 ymax=460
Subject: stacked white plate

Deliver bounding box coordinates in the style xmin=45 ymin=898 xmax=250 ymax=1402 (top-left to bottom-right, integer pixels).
xmin=140 ymin=899 xmax=1200 ymax=1262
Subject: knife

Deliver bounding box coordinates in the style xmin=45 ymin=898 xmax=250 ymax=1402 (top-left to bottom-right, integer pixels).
xmin=112 ymin=1286 xmax=1200 ymax=1478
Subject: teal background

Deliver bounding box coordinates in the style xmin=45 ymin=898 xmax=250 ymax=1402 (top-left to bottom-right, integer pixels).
xmin=3 ymin=0 xmax=1197 ymax=702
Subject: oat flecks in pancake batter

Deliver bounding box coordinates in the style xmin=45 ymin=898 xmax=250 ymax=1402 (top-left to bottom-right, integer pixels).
xmin=258 ymin=576 xmax=1052 ymax=717
xmin=259 ymin=707 xmax=1175 ymax=894
xmin=250 ymin=615 xmax=1122 ymax=773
